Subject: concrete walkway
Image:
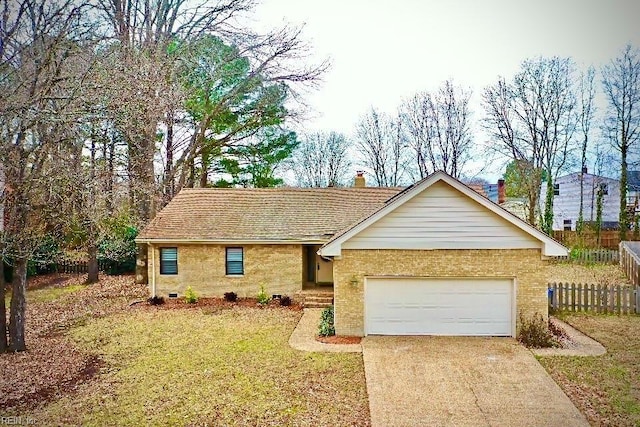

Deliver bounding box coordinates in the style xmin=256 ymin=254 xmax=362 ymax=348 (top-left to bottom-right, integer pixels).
xmin=363 ymin=336 xmax=589 ymax=427
xmin=288 ymin=308 xmax=362 ymax=353
xmin=532 ymin=317 xmax=606 ymax=357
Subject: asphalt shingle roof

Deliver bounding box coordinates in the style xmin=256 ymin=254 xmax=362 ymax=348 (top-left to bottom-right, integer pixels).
xmin=138 ymin=187 xmax=404 ymax=241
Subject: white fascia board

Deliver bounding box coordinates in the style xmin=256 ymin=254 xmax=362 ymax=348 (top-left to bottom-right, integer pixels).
xmin=319 ymin=171 xmax=569 ymax=258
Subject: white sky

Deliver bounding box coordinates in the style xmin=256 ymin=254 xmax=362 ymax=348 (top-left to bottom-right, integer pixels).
xmin=251 ymin=0 xmax=640 ymax=180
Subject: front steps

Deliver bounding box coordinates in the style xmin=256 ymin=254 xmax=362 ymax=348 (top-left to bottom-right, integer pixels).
xmin=295 ymin=290 xmax=334 ymax=308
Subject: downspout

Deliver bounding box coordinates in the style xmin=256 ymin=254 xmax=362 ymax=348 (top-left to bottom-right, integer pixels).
xmin=150 ymin=243 xmax=156 ymax=297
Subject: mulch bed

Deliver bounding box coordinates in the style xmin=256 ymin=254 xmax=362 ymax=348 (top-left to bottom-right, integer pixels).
xmin=140 ymin=296 xmax=304 ymax=311
xmin=316 ymin=335 xmax=362 ymax=344
xmin=0 ymin=273 xmax=147 ymax=412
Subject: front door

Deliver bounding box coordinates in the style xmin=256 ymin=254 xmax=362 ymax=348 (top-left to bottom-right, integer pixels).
xmin=315 ymin=254 xmax=333 ymax=284
xmin=306 ymin=246 xmax=316 ymax=282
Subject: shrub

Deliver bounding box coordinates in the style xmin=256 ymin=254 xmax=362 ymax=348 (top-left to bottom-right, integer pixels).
xmin=517 ymin=312 xmax=557 ymax=348
xmin=224 ymin=292 xmax=238 ymax=302
xmin=184 ymin=286 xmax=198 ymax=304
xmin=148 ymin=295 xmax=165 ymax=305
xmin=318 ymin=305 xmax=335 ymax=336
xmin=97 ymin=211 xmax=138 ymax=275
xmin=257 ymin=284 xmax=270 ymax=305
xmin=279 ymin=295 xmax=292 ymax=306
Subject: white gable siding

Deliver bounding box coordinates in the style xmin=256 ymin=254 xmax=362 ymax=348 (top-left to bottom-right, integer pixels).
xmin=540 ymin=173 xmax=620 ymax=231
xmin=342 ymin=181 xmax=541 ymax=250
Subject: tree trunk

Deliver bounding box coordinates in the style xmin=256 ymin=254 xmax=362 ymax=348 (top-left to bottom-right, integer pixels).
xmin=0 ymin=259 xmax=8 ymax=353
xmin=87 ymin=241 xmax=99 ymax=284
xmin=105 ymin=134 xmax=115 ymax=215
xmin=164 ymin=109 xmax=175 ymax=204
xmin=543 ymin=176 xmax=554 ymax=235
xmin=9 ymin=258 xmax=27 ymax=352
xmin=620 ymin=147 xmax=628 ymax=241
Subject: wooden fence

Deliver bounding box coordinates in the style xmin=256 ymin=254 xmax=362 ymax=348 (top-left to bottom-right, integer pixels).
xmin=548 ymin=282 xmax=640 ymax=314
xmin=620 ymin=241 xmax=640 ymax=286
xmin=35 ymin=259 xmax=111 ymax=275
xmin=553 ymin=230 xmax=640 ymax=249
xmin=551 ymin=249 xmax=619 ymax=264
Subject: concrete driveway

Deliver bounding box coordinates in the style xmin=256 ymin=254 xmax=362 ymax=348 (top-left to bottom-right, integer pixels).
xmin=362 ymin=336 xmax=588 ymax=427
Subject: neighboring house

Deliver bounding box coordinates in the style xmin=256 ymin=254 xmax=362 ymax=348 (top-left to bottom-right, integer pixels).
xmin=540 ymin=169 xmax=620 ymax=231
xmin=137 ymin=171 xmax=567 ymax=337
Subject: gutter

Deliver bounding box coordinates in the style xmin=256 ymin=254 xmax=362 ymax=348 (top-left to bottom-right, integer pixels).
xmin=134 ymin=238 xmax=329 ymax=245
xmin=150 ymin=243 xmax=156 ymax=297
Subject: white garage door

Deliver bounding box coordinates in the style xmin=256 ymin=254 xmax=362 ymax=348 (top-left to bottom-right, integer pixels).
xmin=365 ymin=278 xmax=514 ymax=336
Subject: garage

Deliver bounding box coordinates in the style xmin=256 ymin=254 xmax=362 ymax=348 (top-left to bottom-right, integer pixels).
xmin=364 ymin=277 xmax=514 ymax=336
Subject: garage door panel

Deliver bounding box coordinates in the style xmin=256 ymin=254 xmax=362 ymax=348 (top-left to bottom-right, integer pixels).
xmin=365 ymin=278 xmax=513 ymax=336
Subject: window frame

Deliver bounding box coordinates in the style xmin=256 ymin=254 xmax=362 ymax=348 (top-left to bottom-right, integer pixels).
xmin=226 ymin=247 xmax=244 ymax=276
xmin=599 ymin=183 xmax=609 ymax=195
xmin=159 ymin=247 xmax=178 ymax=275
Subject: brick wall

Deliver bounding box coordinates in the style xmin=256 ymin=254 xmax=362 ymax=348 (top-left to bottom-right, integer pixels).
xmin=333 ymin=249 xmax=548 ymax=336
xmin=147 ymin=244 xmax=303 ymax=298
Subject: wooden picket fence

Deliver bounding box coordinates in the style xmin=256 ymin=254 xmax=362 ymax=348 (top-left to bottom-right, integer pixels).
xmin=551 ymin=249 xmax=619 ymax=264
xmin=620 ymin=241 xmax=640 ymax=286
xmin=548 ymin=282 xmax=640 ymax=314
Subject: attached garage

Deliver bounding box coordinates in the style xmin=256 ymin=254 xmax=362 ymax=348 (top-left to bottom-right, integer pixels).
xmin=364 ymin=278 xmax=514 ymax=336
xmin=320 ymin=171 xmax=569 ymax=337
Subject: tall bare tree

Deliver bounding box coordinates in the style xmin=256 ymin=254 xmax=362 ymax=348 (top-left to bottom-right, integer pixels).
xmin=289 ymin=131 xmax=351 ymax=187
xmin=0 ymin=0 xmax=92 ymax=351
xmin=93 ymin=0 xmax=327 ymax=221
xmin=576 ymin=66 xmax=596 ymax=234
xmin=400 ymin=80 xmax=473 ymax=179
xmin=483 ymin=57 xmax=578 ymax=231
xmin=355 ymin=108 xmax=407 ymax=186
xmin=602 ymin=44 xmax=640 ymax=240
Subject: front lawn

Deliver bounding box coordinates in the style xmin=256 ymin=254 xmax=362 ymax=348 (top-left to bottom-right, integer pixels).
xmin=1 ymin=276 xmax=369 ymax=426
xmin=538 ymin=314 xmax=640 ymax=426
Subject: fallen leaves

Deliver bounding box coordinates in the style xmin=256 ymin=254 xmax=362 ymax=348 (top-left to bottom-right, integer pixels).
xmin=0 ymin=273 xmax=146 ymax=412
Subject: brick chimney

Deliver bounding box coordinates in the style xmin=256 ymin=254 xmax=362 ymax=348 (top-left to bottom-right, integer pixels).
xmin=497 ymin=179 xmax=505 ymax=204
xmin=581 ymin=166 xmax=588 ymax=174
xmin=354 ymin=171 xmax=366 ymax=188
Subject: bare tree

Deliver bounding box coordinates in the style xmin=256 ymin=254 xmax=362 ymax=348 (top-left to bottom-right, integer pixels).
xmin=576 ymin=66 xmax=596 ymax=234
xmin=289 ymin=131 xmax=351 ymax=187
xmin=483 ymin=57 xmax=578 ymax=231
xmin=400 ymin=80 xmax=473 ymax=179
xmin=355 ymin=108 xmax=407 ymax=186
xmin=0 ymin=0 xmax=92 ymax=351
xmin=602 ymin=44 xmax=640 ymax=240
xmin=93 ymin=1 xmax=328 ymax=221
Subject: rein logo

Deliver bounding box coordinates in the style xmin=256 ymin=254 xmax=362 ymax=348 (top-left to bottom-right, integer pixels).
xmin=0 ymin=416 xmax=37 ymax=425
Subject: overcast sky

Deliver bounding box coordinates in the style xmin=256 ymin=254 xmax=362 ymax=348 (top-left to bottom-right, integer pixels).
xmin=252 ymin=0 xmax=640 ymax=180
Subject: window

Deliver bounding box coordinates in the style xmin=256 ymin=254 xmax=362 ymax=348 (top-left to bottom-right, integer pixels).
xmin=160 ymin=247 xmax=178 ymax=275
xmin=226 ymin=247 xmax=244 ymax=275
xmin=563 ymin=219 xmax=572 ymax=231
xmin=599 ymin=183 xmax=609 ymax=195
xmin=553 ymin=183 xmax=560 ymax=196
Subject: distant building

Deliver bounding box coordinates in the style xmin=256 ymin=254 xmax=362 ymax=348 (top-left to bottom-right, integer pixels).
xmin=540 ymin=168 xmax=622 ymax=231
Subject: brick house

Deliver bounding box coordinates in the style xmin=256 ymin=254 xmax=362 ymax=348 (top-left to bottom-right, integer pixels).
xmin=136 ymin=171 xmax=567 ymax=337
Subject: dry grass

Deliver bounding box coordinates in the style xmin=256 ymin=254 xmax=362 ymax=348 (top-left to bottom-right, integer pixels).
xmin=24 ymin=308 xmax=369 ymax=426
xmin=538 ymin=314 xmax=640 ymax=426
xmin=547 ymin=263 xmax=631 ymax=285
xmin=1 ymin=275 xmax=369 ymax=426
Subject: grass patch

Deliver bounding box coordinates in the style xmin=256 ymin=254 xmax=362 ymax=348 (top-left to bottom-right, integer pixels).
xmin=539 ymin=313 xmax=640 ymax=426
xmin=28 ymin=284 xmax=87 ymax=304
xmin=4 ymin=283 xmax=87 ymax=307
xmin=27 ymin=308 xmax=369 ymax=426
